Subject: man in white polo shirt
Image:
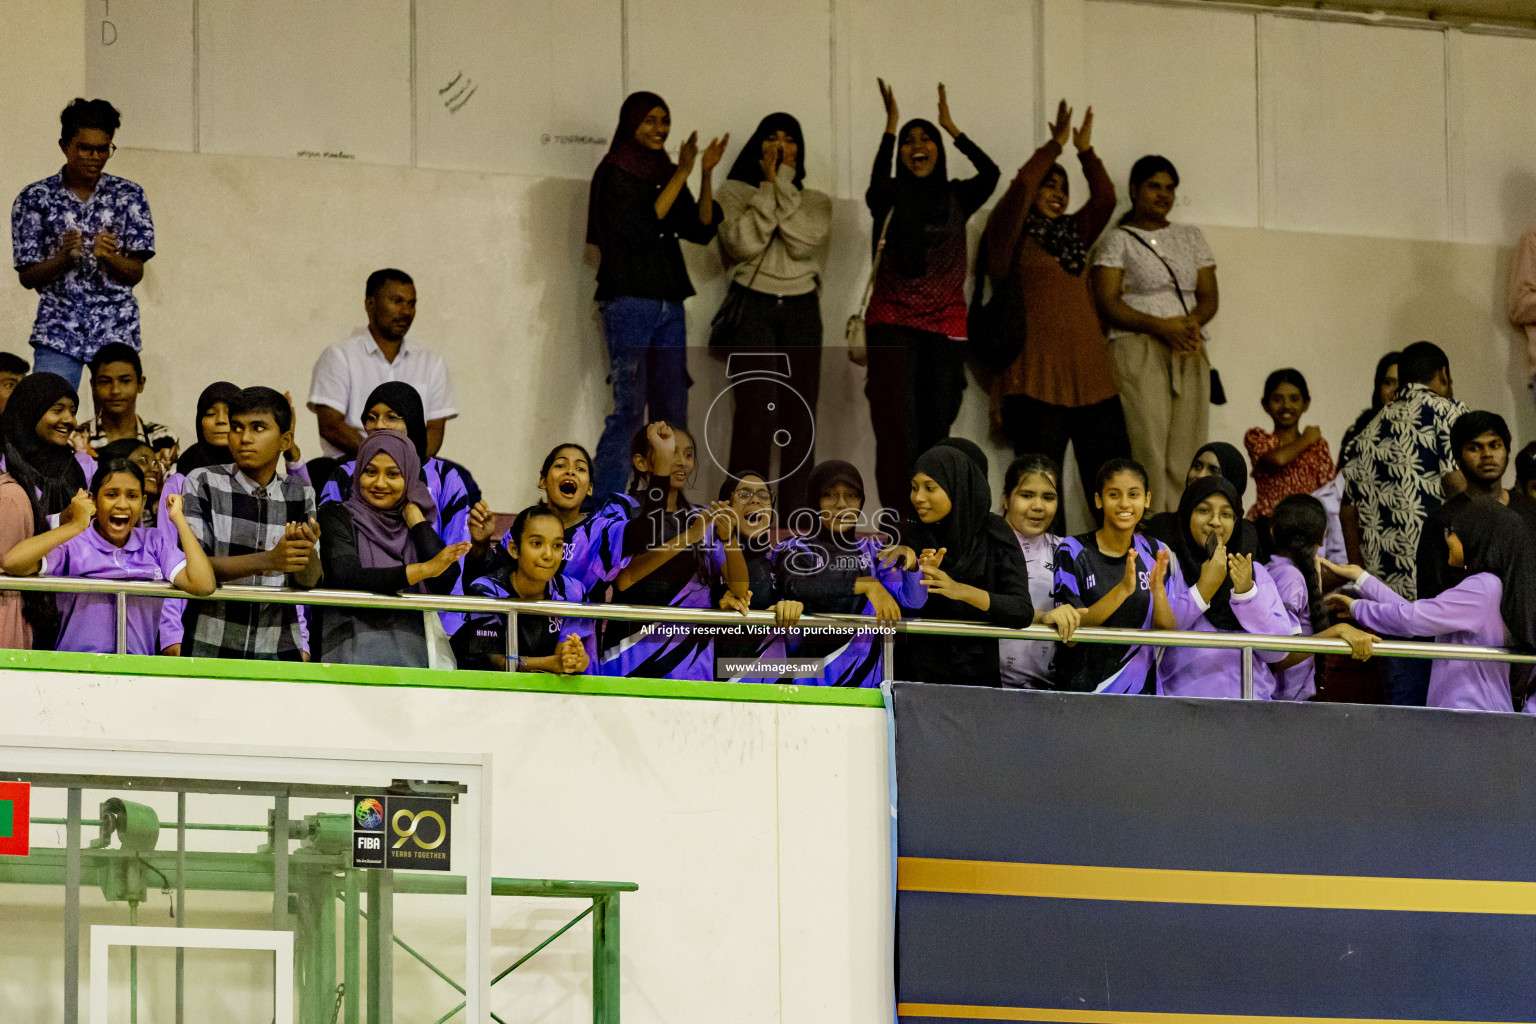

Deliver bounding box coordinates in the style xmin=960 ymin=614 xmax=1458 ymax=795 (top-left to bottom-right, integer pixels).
xmin=307 ymin=268 xmax=456 ymax=462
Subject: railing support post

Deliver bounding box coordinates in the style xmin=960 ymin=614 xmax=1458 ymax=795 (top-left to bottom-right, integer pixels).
xmin=115 ymin=590 xmax=128 ymax=654
xmin=505 ymin=609 xmax=519 ymax=671
xmin=1241 ymin=646 xmax=1254 ymax=700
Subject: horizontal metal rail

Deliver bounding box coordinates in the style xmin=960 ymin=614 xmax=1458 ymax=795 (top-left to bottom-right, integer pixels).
xmin=0 ymin=574 xmax=1530 ymax=665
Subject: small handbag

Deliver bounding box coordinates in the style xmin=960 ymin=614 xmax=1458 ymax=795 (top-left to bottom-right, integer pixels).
xmin=709 ymin=228 xmax=776 ymax=353
xmin=845 ymin=212 xmax=893 ymax=367
xmin=1118 ymin=227 xmax=1226 ymax=406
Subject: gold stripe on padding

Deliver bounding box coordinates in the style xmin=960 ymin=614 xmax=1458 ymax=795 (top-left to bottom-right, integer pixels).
xmin=897 ymin=857 xmax=1536 ymax=915
xmin=896 ymin=1004 xmax=1532 ymax=1023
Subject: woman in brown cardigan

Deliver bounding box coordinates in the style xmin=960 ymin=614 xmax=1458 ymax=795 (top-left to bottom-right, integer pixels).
xmin=984 ymin=101 xmax=1129 ymax=526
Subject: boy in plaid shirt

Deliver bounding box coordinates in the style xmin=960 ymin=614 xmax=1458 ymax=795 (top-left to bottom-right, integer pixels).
xmin=181 ymin=387 xmax=320 ymax=659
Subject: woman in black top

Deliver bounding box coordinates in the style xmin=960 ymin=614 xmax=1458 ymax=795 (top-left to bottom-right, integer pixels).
xmin=587 ymin=91 xmax=727 ymax=500
xmin=315 ymin=431 xmax=469 ymax=667
xmin=861 ymin=81 xmax=999 ymax=524
xmin=899 ymin=444 xmax=1032 ymax=685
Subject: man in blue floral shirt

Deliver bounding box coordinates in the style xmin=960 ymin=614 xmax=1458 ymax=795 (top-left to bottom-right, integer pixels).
xmin=1340 ymin=340 xmax=1469 ymax=705
xmin=11 ymin=98 xmax=154 ymax=389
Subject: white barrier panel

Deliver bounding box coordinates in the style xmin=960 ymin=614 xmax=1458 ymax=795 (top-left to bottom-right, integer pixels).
xmin=0 ymin=665 xmax=893 ymax=1024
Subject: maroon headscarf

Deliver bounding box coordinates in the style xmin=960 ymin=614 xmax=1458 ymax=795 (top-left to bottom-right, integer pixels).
xmin=344 ymin=431 xmax=436 ymax=586
xmin=585 ymin=91 xmax=676 ymax=247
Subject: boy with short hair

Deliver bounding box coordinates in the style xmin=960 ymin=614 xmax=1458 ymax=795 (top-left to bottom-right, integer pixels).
xmin=0 ymin=352 xmax=30 ymax=417
xmin=11 ymin=98 xmax=155 ymax=388
xmin=181 ymin=386 xmax=320 ymax=660
xmin=78 ymin=341 xmax=176 ymax=455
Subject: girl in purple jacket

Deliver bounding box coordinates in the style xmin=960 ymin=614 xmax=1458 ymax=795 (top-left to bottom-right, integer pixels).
xmin=1326 ymin=497 xmax=1536 ymax=713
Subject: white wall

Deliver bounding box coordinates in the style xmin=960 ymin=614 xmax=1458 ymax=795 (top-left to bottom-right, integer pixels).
xmin=4 ymin=0 xmax=1536 ymax=529
xmin=0 ymin=670 xmax=893 ymax=1023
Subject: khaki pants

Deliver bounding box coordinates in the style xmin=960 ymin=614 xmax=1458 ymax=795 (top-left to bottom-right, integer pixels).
xmin=1108 ymin=333 xmax=1209 ymax=514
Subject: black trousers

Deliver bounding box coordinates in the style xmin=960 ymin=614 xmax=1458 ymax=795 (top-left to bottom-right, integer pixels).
xmin=723 ymin=286 xmax=823 ymax=513
xmin=864 ymin=323 xmax=968 ymax=534
xmin=1001 ymin=393 xmax=1131 ymax=535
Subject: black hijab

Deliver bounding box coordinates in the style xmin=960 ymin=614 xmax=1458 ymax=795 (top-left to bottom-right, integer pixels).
xmin=887 ymin=118 xmax=954 ymax=279
xmin=931 ymin=437 xmax=988 ymax=477
xmin=1449 ymin=497 xmax=1536 ymax=707
xmin=362 ymin=381 xmax=429 ymax=461
xmin=2 ymin=372 xmax=86 ymax=523
xmin=586 ymin=91 xmax=676 ymax=247
xmin=1195 ymin=441 xmax=1248 ymax=496
xmin=727 ymin=112 xmax=806 ymax=189
xmin=1024 ymin=165 xmax=1089 ymax=275
xmin=911 ymin=445 xmax=1012 ymax=583
xmin=176 ymin=380 xmax=240 ymax=476
xmin=1165 ymin=475 xmax=1253 ymax=632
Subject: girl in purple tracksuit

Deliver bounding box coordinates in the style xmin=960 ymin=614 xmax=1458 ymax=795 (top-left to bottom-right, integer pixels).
xmin=1148 ymin=475 xmax=1294 ymax=699
xmin=598 ymin=422 xmax=748 ymax=680
xmin=1327 ymin=497 xmax=1536 ymax=713
xmin=770 ymin=460 xmax=927 ymax=687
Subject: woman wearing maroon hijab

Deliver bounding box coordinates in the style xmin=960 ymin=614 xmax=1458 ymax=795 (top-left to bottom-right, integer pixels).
xmin=315 ymin=431 xmax=471 ymax=667
xmin=588 ymin=92 xmax=727 ymax=500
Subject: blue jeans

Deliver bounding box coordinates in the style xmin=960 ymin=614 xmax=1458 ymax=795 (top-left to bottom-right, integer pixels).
xmin=594 ymin=297 xmax=690 ymax=498
xmin=30 ymin=347 xmax=86 ymax=390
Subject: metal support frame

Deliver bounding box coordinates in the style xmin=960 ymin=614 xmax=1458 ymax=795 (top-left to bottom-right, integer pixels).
xmin=1240 ymin=647 xmax=1255 ymax=700
xmin=176 ymin=790 xmax=186 ymax=1024
xmin=367 ymin=868 xmax=393 ymax=1024
xmin=115 ymin=590 xmax=127 ymax=655
xmin=64 ymin=787 xmax=81 ymax=1024
xmin=272 ymin=794 xmax=290 ymax=933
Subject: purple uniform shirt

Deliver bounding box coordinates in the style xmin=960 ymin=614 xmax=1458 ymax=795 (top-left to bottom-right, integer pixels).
xmin=1351 ymin=571 xmax=1522 ymax=714
xmin=1157 ymin=563 xmax=1293 ymax=700
xmin=42 ymin=523 xmax=187 ymax=655
xmin=1265 ymin=556 xmax=1315 ymax=701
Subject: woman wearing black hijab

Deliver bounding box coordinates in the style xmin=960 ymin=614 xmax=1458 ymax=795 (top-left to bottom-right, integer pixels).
xmin=862 ymin=80 xmax=1000 ymax=520
xmin=898 ymin=444 xmax=1031 ymax=685
xmin=1145 ymin=440 xmax=1262 ymax=554
xmin=2 ymin=373 xmax=86 ymax=650
xmin=1150 ymin=475 xmax=1293 ymax=699
xmin=716 ymin=112 xmax=832 ymax=512
xmin=175 ymin=381 xmax=240 ymax=477
xmin=587 ymin=91 xmax=727 ymax=500
xmin=3 ymin=372 xmax=87 ymax=528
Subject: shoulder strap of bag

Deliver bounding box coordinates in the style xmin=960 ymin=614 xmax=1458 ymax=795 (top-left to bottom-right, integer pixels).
xmin=857 ymin=211 xmax=895 ymax=317
xmin=1119 ymin=226 xmax=1190 ymax=315
xmin=741 ymin=226 xmax=777 ymax=290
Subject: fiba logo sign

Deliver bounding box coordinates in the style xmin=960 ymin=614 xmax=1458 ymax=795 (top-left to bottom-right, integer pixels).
xmin=352 ymin=794 xmax=453 ymax=870
xmin=392 ymin=807 xmax=448 ymax=851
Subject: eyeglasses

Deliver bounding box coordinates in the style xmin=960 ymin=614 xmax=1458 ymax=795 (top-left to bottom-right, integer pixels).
xmin=733 ymin=488 xmax=773 ymax=504
xmin=73 ymin=142 xmax=117 ymax=158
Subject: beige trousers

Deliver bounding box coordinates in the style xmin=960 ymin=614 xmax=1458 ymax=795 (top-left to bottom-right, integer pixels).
xmin=1108 ymin=333 xmax=1210 ymax=514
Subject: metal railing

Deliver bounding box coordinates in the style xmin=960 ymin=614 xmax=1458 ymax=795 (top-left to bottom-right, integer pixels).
xmin=3 ymin=575 xmax=1533 ymax=700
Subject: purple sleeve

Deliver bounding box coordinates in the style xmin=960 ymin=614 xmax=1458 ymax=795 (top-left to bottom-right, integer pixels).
xmin=1232 ymin=564 xmax=1294 ymax=638
xmin=158 ymin=599 xmax=185 ymax=649
xmin=152 ymin=529 xmax=188 ymax=583
xmin=1051 ymin=541 xmax=1085 ymax=609
xmin=870 ymin=538 xmax=927 ymax=608
xmin=1167 ymin=580 xmax=1206 ymax=632
xmin=1353 ymin=573 xmax=1500 ymax=639
xmin=1266 ymin=561 xmax=1309 ymax=631
xmin=1358 ymin=571 xmax=1409 ymax=607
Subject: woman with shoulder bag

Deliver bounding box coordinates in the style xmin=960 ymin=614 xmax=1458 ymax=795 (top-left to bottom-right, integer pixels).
xmin=859 ymin=80 xmax=999 ymax=527
xmin=984 ymin=101 xmax=1128 ymax=530
xmin=715 ymin=113 xmax=832 ymax=513
xmin=1090 ymin=154 xmax=1221 ymax=514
